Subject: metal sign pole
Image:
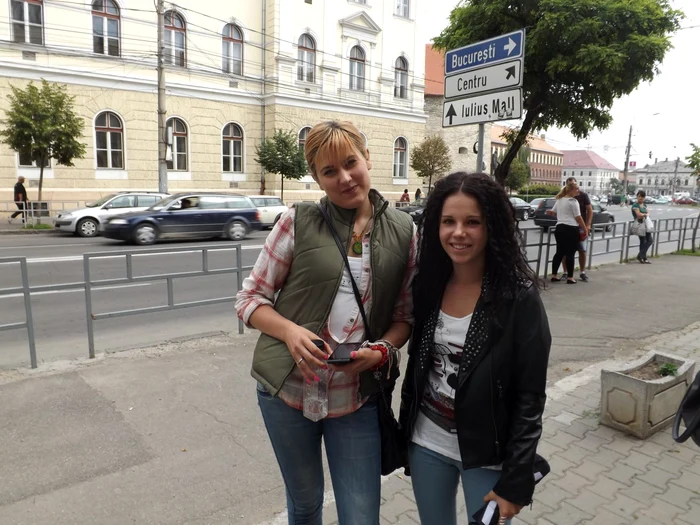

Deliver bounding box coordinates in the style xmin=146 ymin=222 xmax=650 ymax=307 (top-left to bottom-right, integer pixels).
xmin=476 ymin=123 xmax=485 ymax=172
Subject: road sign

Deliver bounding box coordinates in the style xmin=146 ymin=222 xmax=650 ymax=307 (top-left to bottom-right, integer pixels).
xmin=445 ymin=29 xmax=524 ymax=76
xmin=444 ymin=59 xmax=522 ymax=99
xmin=443 ymin=88 xmax=522 ymax=128
xmin=630 ymin=161 xmax=637 ymax=168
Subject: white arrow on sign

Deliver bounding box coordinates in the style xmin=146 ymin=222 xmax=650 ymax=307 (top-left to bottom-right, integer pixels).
xmin=444 ymin=59 xmax=522 ymax=99
xmin=443 ymin=88 xmax=522 ymax=127
xmin=504 ymin=37 xmax=517 ymax=55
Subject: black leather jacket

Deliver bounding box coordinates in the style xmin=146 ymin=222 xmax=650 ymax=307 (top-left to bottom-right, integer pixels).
xmin=399 ymin=283 xmax=551 ymax=506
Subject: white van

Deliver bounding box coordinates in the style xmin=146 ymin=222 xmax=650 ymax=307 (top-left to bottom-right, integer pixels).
xmin=674 ymin=192 xmax=690 ymax=200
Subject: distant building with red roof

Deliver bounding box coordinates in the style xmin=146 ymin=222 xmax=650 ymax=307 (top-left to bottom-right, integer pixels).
xmin=562 ymin=150 xmax=620 ymax=195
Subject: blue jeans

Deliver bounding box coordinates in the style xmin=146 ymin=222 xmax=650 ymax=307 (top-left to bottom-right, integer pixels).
xmin=638 ymin=233 xmax=653 ymax=260
xmin=257 ymin=385 xmax=381 ymax=525
xmin=408 ymin=443 xmax=511 ymax=525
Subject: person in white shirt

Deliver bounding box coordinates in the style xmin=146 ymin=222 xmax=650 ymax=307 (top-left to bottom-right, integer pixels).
xmin=548 ymin=180 xmax=588 ymax=284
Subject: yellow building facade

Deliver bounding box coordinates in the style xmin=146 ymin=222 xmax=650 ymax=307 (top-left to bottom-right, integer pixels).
xmin=0 ymin=0 xmax=426 ymax=204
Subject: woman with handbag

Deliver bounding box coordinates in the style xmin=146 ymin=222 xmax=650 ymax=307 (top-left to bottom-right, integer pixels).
xmin=399 ymin=172 xmax=551 ymax=525
xmin=631 ymin=191 xmax=653 ymax=264
xmin=235 ymin=120 xmax=417 ymax=525
xmin=548 ymin=179 xmax=588 ymax=284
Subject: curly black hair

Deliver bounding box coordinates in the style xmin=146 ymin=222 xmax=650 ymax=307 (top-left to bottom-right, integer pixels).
xmin=414 ymin=172 xmax=539 ymax=321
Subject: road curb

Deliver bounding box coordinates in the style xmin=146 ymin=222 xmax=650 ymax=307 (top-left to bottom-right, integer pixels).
xmin=0 ymin=229 xmax=59 ymax=235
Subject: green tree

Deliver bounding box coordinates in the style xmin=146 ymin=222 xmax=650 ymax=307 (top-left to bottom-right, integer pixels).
xmin=433 ymin=0 xmax=683 ymax=187
xmin=255 ymin=129 xmax=307 ymax=202
xmin=686 ymin=143 xmax=700 ymax=175
xmin=410 ymin=135 xmax=452 ymax=193
xmin=627 ymin=183 xmax=637 ymax=195
xmin=502 ymin=147 xmax=531 ymax=192
xmin=609 ymin=178 xmax=623 ymax=193
xmin=0 ymin=80 xmax=87 ymax=211
xmin=527 ymin=183 xmax=561 ymax=195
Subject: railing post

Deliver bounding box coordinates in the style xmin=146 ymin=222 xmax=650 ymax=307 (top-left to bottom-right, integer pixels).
xmin=543 ymin=228 xmax=553 ymax=277
xmin=84 ymin=254 xmax=96 ymax=359
xmin=20 ymin=258 xmax=38 ymax=369
xmin=236 ymin=244 xmax=244 ymax=335
xmin=623 ymin=222 xmax=630 ymax=263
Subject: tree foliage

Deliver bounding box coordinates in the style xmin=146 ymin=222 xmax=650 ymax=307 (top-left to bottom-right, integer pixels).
xmin=686 ymin=143 xmax=700 ymax=176
xmin=255 ymin=129 xmax=307 ymax=202
xmin=433 ymin=0 xmax=683 ymax=187
xmin=0 ymin=80 xmax=87 ymax=205
xmin=609 ymin=178 xmax=623 ymax=193
xmin=410 ymin=135 xmax=452 ymax=193
xmin=527 ymin=183 xmax=560 ymax=195
xmin=501 ymin=147 xmax=531 ymax=192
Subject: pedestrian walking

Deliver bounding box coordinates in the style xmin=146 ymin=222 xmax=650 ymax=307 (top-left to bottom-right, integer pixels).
xmin=399 ymin=172 xmax=551 ymax=525
xmin=548 ymin=179 xmax=588 ymax=284
xmin=9 ymin=176 xmax=28 ymax=224
xmin=235 ymin=120 xmax=417 ymax=525
xmin=555 ymin=177 xmax=593 ymax=281
xmin=632 ymin=190 xmax=653 ymax=264
xmin=400 ymin=188 xmax=411 ymax=203
xmin=415 ymin=187 xmax=422 ymax=201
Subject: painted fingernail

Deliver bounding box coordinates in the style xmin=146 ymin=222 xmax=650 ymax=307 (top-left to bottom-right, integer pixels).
xmin=314 ymin=375 xmax=320 ymax=382
xmin=322 ymin=365 xmax=328 ymax=370
xmin=350 ymin=351 xmax=357 ymax=359
xmin=324 ymin=355 xmax=329 ymax=360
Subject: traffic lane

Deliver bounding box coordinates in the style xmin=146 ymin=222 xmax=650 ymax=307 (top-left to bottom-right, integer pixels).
xmin=0 ymin=271 xmax=250 ymax=368
xmin=0 ymin=240 xmax=265 ymax=289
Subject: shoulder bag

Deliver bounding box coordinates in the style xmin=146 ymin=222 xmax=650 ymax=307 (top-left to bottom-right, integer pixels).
xmin=672 ymin=371 xmax=700 ymax=447
xmin=317 ymin=203 xmax=408 ymax=475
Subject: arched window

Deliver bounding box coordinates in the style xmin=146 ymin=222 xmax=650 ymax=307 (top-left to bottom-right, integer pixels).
xmin=661 ymin=179 xmax=666 ymax=186
xmin=11 ymin=0 xmax=43 ymax=45
xmin=394 ymin=57 xmax=408 ymax=98
xmin=166 ymin=118 xmax=188 ymax=171
xmin=297 ymin=34 xmax=316 ymax=83
xmin=393 ymin=138 xmax=407 ymax=178
xmin=222 ymin=24 xmax=243 ymax=75
xmin=95 ymin=111 xmax=124 ymax=169
xmin=164 ymin=11 xmax=186 ymax=67
xmin=298 ymin=126 xmax=312 ymax=151
xmin=684 ymin=179 xmax=689 ymax=187
xmin=222 ymin=123 xmax=243 ymax=173
xmin=92 ymin=0 xmax=119 ymax=56
xmin=349 ymin=45 xmax=365 ymax=91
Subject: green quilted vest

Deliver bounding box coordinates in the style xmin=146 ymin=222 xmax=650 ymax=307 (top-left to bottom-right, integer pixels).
xmin=251 ymin=189 xmax=414 ymax=397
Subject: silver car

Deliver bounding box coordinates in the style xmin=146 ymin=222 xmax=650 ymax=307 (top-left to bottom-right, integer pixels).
xmin=54 ymin=192 xmax=169 ymax=237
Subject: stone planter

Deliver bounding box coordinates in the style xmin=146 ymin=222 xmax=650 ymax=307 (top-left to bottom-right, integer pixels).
xmin=600 ymin=352 xmax=695 ymax=439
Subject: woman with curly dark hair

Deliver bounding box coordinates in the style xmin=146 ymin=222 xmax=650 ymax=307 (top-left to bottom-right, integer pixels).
xmin=399 ymin=172 xmax=551 ymax=525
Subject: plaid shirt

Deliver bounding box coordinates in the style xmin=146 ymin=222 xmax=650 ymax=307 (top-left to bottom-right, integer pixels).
xmin=236 ymin=207 xmax=418 ymax=418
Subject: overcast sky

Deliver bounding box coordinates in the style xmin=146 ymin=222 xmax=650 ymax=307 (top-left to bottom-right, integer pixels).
xmin=419 ymin=0 xmax=700 ymax=170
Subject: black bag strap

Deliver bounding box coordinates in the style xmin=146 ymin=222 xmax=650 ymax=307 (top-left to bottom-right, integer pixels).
xmin=317 ymin=203 xmax=374 ymax=342
xmin=672 ymin=371 xmax=700 ymax=443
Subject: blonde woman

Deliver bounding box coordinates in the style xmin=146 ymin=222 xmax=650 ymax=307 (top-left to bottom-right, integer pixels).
xmin=548 ymin=180 xmax=587 ymax=284
xmin=235 ymin=121 xmax=417 ymax=525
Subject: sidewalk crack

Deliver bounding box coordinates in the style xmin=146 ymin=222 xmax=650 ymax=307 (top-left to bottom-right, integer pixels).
xmin=187 ymin=403 xmax=257 ymax=460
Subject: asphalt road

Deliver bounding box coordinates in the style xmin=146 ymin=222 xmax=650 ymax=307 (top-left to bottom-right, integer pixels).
xmin=0 ymin=204 xmax=696 ymax=369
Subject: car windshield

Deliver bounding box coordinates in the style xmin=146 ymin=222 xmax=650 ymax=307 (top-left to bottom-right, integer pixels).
xmin=86 ymin=194 xmax=118 ymax=207
xmin=148 ymin=195 xmax=181 ymax=210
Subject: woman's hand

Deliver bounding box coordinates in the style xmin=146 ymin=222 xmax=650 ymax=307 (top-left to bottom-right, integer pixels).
xmin=330 ymin=347 xmax=383 ymax=375
xmin=283 ymin=325 xmax=332 ymax=383
xmin=484 ymin=490 xmax=522 ymax=521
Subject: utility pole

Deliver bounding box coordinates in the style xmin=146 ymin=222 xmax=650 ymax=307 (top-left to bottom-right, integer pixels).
xmin=622 ymin=125 xmax=632 ymax=195
xmin=672 ymin=156 xmax=679 ymax=200
xmin=476 ymin=123 xmax=484 ymax=173
xmin=156 ymin=0 xmax=167 ymax=193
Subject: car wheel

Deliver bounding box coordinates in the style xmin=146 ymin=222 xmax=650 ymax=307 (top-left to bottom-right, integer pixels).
xmin=227 ymin=220 xmax=248 ymax=241
xmin=606 ymin=217 xmax=614 ymax=232
xmin=76 ymin=218 xmax=99 ymax=237
xmin=522 ymin=210 xmax=529 ymax=221
xmin=133 ymin=223 xmax=158 ymax=245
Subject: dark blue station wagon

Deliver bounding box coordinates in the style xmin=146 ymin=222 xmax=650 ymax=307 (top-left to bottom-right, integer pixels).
xmin=103 ymin=193 xmax=263 ymax=245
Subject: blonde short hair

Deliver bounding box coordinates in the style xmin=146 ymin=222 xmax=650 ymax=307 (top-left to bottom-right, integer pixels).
xmin=304 ymin=121 xmax=368 ymax=179
xmin=556 ymin=179 xmax=578 ymax=199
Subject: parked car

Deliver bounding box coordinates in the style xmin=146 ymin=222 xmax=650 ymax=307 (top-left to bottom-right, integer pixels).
xmin=533 ymin=198 xmax=616 ymax=231
xmin=103 ymin=193 xmax=262 ymax=245
xmin=676 ymin=197 xmax=698 ymax=205
xmin=509 ymin=197 xmax=532 ymax=221
xmin=529 ymin=198 xmax=546 ymax=215
xmin=600 ymin=195 xmax=608 ymax=204
xmin=655 ymin=196 xmax=670 ymax=204
xmin=249 ymin=195 xmax=288 ymax=228
xmin=54 ymin=192 xmax=169 ymax=237
xmin=644 ymin=196 xmax=658 ymax=204
xmin=396 ymin=198 xmax=428 ymax=223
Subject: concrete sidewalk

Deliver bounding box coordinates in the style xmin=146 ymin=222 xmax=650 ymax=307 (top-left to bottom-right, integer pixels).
xmin=1 ymin=255 xmax=699 ymax=525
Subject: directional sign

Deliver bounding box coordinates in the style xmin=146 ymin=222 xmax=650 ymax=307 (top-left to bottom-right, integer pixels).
xmin=444 ymin=59 xmax=522 ymax=100
xmin=445 ymin=29 xmax=524 ymax=76
xmin=443 ymin=88 xmax=522 ymax=128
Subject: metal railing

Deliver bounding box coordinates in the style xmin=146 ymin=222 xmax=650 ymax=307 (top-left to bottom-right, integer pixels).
xmin=1 ymin=244 xmax=250 ymax=368
xmin=83 ymin=244 xmax=249 ymax=357
xmin=1 ymin=200 xmax=83 ymax=225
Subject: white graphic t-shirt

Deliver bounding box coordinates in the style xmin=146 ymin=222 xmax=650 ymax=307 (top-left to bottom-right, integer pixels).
xmin=412 ymin=310 xmax=470 ymax=461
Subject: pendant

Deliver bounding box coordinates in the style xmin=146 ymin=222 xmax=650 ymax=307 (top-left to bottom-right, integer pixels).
xmin=352 ymin=240 xmax=363 ymax=255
